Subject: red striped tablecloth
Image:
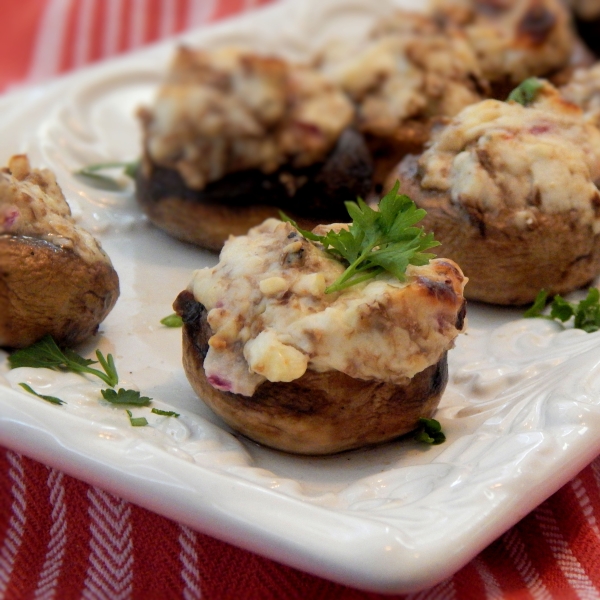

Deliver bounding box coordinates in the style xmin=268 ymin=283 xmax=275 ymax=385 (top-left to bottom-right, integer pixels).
xmin=2 ymin=2 xmax=600 ymax=598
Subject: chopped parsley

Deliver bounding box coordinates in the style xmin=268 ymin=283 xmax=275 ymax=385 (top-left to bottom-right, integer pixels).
xmin=524 ymin=288 xmax=600 ymax=332
xmin=126 ymin=410 xmax=148 ymax=427
xmin=151 ymin=408 xmax=180 ymax=418
xmin=74 ymin=160 xmax=138 ymax=191
xmin=160 ymin=313 xmax=183 ymax=328
xmin=101 ymin=388 xmax=152 ymax=406
xmin=8 ymin=336 xmax=174 ymax=427
xmin=414 ymin=418 xmax=446 ymax=445
xmin=282 ymin=181 xmax=439 ymax=293
xmin=18 ymin=383 xmax=65 ymax=406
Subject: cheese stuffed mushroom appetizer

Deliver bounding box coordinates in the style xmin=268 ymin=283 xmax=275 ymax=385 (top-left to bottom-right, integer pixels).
xmin=430 ymin=0 xmax=575 ymax=97
xmin=137 ymin=47 xmax=373 ymax=251
xmin=320 ymin=10 xmax=487 ymax=187
xmin=0 ymin=155 xmax=119 ymax=348
xmin=387 ymin=81 xmax=600 ymax=305
xmin=174 ymin=191 xmax=467 ymax=455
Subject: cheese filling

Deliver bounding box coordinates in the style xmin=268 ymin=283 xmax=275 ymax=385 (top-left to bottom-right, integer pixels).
xmin=321 ymin=11 xmax=484 ymax=136
xmin=418 ymin=83 xmax=600 ymax=231
xmin=430 ymin=0 xmax=573 ymax=85
xmin=189 ymin=219 xmax=467 ymax=397
xmin=140 ymin=47 xmax=355 ymax=190
xmin=0 ymin=155 xmax=112 ymax=265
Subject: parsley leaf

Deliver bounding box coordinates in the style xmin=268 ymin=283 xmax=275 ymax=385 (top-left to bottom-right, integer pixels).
xmin=126 ymin=410 xmax=148 ymax=427
xmin=523 ymin=290 xmax=549 ymax=318
xmin=101 ymin=388 xmax=152 ymax=406
xmin=151 ymin=408 xmax=180 ymax=418
xmin=19 ymin=383 xmax=65 ymax=405
xmin=524 ymin=288 xmax=600 ymax=332
xmin=507 ymin=77 xmax=544 ymax=106
xmin=160 ymin=313 xmax=183 ymax=328
xmin=9 ymin=335 xmax=118 ymax=387
xmin=283 ymin=181 xmax=440 ymax=293
xmin=414 ymin=417 xmax=446 ymax=445
xmin=74 ymin=160 xmax=139 ymax=191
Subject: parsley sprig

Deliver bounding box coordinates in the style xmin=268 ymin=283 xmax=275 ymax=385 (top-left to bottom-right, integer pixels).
xmin=9 ymin=335 xmax=118 ymax=387
xmin=282 ymin=181 xmax=440 ymax=293
xmin=507 ymin=77 xmax=544 ymax=107
xmin=524 ymin=288 xmax=600 ymax=333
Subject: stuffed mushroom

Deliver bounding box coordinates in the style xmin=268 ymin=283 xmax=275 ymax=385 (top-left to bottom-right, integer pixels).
xmin=174 ymin=216 xmax=467 ymax=455
xmin=387 ymin=81 xmax=600 ymax=305
xmin=430 ymin=0 xmax=575 ymax=97
xmin=320 ymin=10 xmax=487 ymax=188
xmin=136 ymin=47 xmax=373 ymax=251
xmin=0 ymin=155 xmax=119 ymax=348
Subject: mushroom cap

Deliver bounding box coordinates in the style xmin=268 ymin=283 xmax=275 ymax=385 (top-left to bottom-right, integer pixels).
xmin=0 ymin=236 xmax=119 ymax=348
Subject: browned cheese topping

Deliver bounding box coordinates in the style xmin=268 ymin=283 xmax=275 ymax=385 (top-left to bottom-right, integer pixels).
xmin=189 ymin=219 xmax=467 ymax=397
xmin=418 ymin=82 xmax=600 ymax=231
xmin=139 ymin=47 xmax=355 ymax=190
xmin=320 ymin=11 xmax=486 ymax=136
xmin=0 ymin=155 xmax=111 ymax=265
xmin=431 ymin=0 xmax=574 ymax=86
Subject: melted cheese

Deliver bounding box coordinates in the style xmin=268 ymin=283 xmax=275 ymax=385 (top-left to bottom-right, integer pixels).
xmin=0 ymin=155 xmax=111 ymax=265
xmin=418 ymin=83 xmax=600 ymax=230
xmin=321 ymin=11 xmax=483 ymax=136
xmin=189 ymin=219 xmax=466 ymax=397
xmin=140 ymin=47 xmax=355 ymax=190
xmin=430 ymin=0 xmax=573 ymax=85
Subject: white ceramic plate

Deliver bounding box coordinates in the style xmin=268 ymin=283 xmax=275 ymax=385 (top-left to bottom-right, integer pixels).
xmin=2 ymin=0 xmax=600 ymax=593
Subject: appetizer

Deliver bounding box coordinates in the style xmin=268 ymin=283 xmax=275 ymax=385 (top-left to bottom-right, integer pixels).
xmin=387 ymin=81 xmax=600 ymax=306
xmin=174 ymin=189 xmax=467 ymax=454
xmin=136 ymin=46 xmax=373 ymax=251
xmin=320 ymin=10 xmax=486 ymax=186
xmin=0 ymin=155 xmax=119 ymax=348
xmin=430 ymin=0 xmax=575 ymax=97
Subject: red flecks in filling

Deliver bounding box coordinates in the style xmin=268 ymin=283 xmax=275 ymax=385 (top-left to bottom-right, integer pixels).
xmin=207 ymin=374 xmax=232 ymax=391
xmin=529 ymin=124 xmax=551 ymax=135
xmin=2 ymin=208 xmax=19 ymax=229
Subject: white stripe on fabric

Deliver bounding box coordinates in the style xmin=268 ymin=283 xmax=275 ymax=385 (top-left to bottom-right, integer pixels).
xmin=535 ymin=505 xmax=600 ymax=600
xmin=0 ymin=452 xmax=26 ymax=597
xmin=179 ymin=524 xmax=201 ymax=600
xmin=73 ymin=0 xmax=96 ymax=68
xmin=34 ymin=470 xmax=67 ymax=600
xmin=102 ymin=0 xmax=123 ymax=56
xmin=406 ymin=578 xmax=455 ymax=600
xmin=27 ymin=0 xmax=75 ymax=83
xmin=159 ymin=0 xmax=178 ymax=38
xmin=503 ymin=529 xmax=552 ymax=600
xmin=185 ymin=0 xmax=217 ymax=28
xmin=572 ymin=477 xmax=600 ymax=540
xmin=128 ymin=0 xmax=148 ymax=49
xmin=471 ymin=557 xmax=503 ymax=600
xmin=82 ymin=488 xmax=133 ymax=600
